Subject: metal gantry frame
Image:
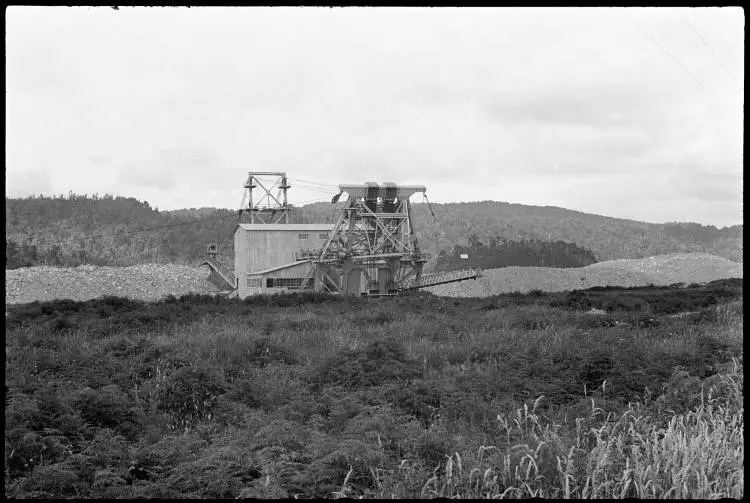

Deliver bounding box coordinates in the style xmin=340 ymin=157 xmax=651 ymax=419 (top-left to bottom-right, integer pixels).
xmin=238 ymin=172 xmax=292 ymax=224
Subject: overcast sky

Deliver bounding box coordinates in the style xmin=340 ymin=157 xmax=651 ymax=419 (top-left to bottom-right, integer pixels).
xmin=6 ymin=7 xmax=744 ymax=227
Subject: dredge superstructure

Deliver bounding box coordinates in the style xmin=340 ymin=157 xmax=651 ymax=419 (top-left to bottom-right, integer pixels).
xmin=202 ymin=173 xmax=481 ymax=298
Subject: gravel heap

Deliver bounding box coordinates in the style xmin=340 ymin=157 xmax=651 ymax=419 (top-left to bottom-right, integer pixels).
xmin=5 ymin=263 xmax=218 ymax=305
xmin=425 ymin=252 xmax=743 ymax=298
xmin=4 ymin=253 xmax=743 ymax=304
xmin=584 ymin=252 xmax=744 ymax=285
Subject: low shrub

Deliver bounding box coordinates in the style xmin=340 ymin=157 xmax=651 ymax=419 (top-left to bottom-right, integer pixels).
xmin=156 ymin=364 xmax=227 ymax=428
xmin=4 ymin=282 xmax=742 ymax=499
xmin=22 ymin=464 xmax=81 ymax=497
xmin=75 ymin=385 xmax=138 ymax=433
xmin=313 ymin=338 xmax=421 ymax=390
xmin=161 ymin=444 xmax=263 ymax=498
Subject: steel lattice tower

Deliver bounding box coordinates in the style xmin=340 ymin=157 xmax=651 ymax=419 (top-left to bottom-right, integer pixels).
xmin=238 ymin=172 xmax=292 ymax=224
xmin=310 ymin=182 xmax=429 ymax=295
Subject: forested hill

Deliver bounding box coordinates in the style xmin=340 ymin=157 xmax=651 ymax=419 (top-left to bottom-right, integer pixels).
xmin=5 ymin=194 xmax=743 ymax=269
xmin=5 ymin=195 xmax=238 ymax=268
xmin=301 ymin=200 xmax=742 ymax=263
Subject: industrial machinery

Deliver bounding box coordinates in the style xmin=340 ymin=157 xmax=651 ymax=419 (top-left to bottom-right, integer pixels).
xmin=201 ymin=172 xmax=293 ymax=292
xmin=238 ymin=172 xmax=292 ymax=224
xmin=201 ymin=241 xmax=235 ymax=293
xmin=296 ymin=181 xmax=482 ymax=296
xmin=203 ymin=173 xmax=482 ymax=297
xmin=300 ymin=183 xmax=428 ymax=295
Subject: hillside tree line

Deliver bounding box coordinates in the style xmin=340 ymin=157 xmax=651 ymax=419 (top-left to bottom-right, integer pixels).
xmin=434 ymin=234 xmax=598 ymax=272
xmin=5 ymin=194 xmax=742 ymax=270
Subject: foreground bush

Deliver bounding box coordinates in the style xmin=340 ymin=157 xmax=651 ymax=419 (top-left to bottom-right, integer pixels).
xmin=5 ymin=286 xmax=743 ymax=499
xmin=374 ymin=358 xmax=743 ymax=499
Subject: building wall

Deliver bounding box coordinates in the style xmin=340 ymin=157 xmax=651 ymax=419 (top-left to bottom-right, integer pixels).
xmin=235 ymin=225 xmax=333 ymax=298
xmin=234 ymin=226 xmax=333 ymax=282
xmin=240 ymin=261 xmax=314 ymax=298
xmin=235 ymin=229 xmax=302 ymax=279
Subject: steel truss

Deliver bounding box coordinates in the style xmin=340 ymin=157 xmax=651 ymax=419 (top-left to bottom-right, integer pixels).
xmin=305 ymin=182 xmax=430 ymax=296
xmin=238 ymin=172 xmax=292 ymax=224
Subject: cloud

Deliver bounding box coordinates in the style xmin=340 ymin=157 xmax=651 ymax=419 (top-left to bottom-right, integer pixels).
xmin=6 ymin=166 xmax=55 ymax=197
xmin=88 ymin=154 xmax=110 ymax=167
xmin=4 ymin=7 xmax=743 ymax=228
xmin=119 ymin=161 xmax=174 ymax=192
xmin=486 ymin=86 xmax=669 ymax=129
xmin=682 ymin=170 xmax=743 ymax=203
xmin=117 ymin=144 xmax=227 ymax=192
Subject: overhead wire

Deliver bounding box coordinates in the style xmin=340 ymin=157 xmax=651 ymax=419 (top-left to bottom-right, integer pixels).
xmin=291 ymin=185 xmax=339 ymax=195
xmin=289 ymin=180 xmax=339 ymax=193
xmin=293 ymin=184 xmax=338 ymax=193
xmin=292 ymin=196 xmax=334 ymax=206
xmin=289 ymin=178 xmax=339 ymax=189
xmin=423 ymin=193 xmax=438 ymax=223
xmin=421 ymin=192 xmax=441 ymax=265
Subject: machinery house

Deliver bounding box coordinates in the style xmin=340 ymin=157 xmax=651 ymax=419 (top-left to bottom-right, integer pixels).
xmin=235 ymin=223 xmax=334 ymax=297
xmin=202 ymin=171 xmax=481 ymax=299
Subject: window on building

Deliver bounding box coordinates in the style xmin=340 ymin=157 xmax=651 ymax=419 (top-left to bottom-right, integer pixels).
xmin=318 ymin=233 xmax=329 ymax=240
xmin=247 ymin=277 xmax=261 ymax=288
xmin=298 ymin=233 xmax=309 ymax=240
xmin=266 ymin=277 xmax=313 ymax=289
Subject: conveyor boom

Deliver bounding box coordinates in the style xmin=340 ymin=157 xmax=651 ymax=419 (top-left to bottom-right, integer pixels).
xmin=400 ymin=268 xmax=483 ymax=291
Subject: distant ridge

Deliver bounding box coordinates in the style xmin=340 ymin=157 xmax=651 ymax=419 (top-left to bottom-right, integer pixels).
xmin=5 ymin=194 xmax=742 ymax=269
xmin=302 ymin=200 xmax=742 ymax=263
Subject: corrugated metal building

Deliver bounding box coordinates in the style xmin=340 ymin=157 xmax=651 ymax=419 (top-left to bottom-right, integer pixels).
xmin=234 ymin=223 xmax=335 ymax=298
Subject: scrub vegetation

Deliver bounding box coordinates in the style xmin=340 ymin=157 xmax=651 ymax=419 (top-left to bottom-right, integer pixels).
xmin=5 ymin=279 xmax=743 ymax=498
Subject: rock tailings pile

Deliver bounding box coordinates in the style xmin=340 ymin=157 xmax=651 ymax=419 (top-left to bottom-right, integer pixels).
xmin=5 ymin=264 xmax=217 ymax=305
xmin=4 ymin=253 xmax=743 ymax=304
xmin=425 ymin=252 xmax=743 ymax=298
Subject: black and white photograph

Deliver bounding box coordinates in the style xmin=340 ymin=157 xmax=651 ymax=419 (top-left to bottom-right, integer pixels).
xmin=5 ymin=6 xmax=743 ymax=499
